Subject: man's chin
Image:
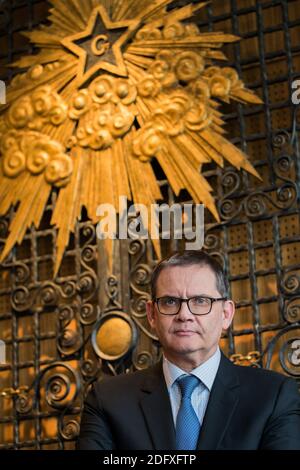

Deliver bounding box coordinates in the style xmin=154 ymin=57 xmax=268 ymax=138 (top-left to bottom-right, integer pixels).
xmin=170 ymin=344 xmax=201 ymax=356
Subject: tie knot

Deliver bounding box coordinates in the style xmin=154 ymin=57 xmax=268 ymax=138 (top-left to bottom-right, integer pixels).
xmin=177 ymin=375 xmax=199 ymax=399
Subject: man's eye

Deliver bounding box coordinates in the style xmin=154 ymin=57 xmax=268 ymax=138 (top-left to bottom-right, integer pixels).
xmin=193 ymin=296 xmax=207 ymax=305
xmin=164 ymin=297 xmax=177 ymax=305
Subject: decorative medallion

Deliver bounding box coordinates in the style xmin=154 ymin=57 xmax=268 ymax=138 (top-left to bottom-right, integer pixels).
xmin=92 ymin=311 xmax=137 ymax=360
xmin=0 ymin=0 xmax=262 ymax=274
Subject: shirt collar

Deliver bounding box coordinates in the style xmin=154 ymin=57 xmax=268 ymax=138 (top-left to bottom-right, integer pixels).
xmin=163 ymin=347 xmax=221 ymax=392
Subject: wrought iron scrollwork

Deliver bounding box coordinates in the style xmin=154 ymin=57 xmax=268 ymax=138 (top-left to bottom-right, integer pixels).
xmin=60 ymin=280 xmax=77 ymax=298
xmin=132 ymin=350 xmax=157 ymax=371
xmin=204 ymin=232 xmax=222 ymax=251
xmin=12 ymin=262 xmax=31 ymax=283
xmin=263 ymin=325 xmax=300 ymax=375
xmin=81 ymin=359 xmax=101 ymax=381
xmin=34 ymin=362 xmax=81 ymax=409
xmin=284 ymin=298 xmax=300 ymax=324
xmin=218 ymin=128 xmax=298 ymax=222
xmin=105 ymin=275 xmax=121 ymax=308
xmin=281 ymin=272 xmax=300 ymax=296
xmin=39 ymin=282 xmax=60 ymax=307
xmin=131 ymin=294 xmax=149 ymax=319
xmin=59 ymin=417 xmax=80 ymax=441
xmin=11 ymin=285 xmax=32 ymax=312
xmin=15 ymin=390 xmax=33 ymax=414
xmin=79 ymin=302 xmax=98 ymax=325
xmin=58 ymin=328 xmax=83 ymax=357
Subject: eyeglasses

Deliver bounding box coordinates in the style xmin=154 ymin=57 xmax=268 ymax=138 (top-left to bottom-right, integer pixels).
xmin=154 ymin=296 xmax=227 ymax=316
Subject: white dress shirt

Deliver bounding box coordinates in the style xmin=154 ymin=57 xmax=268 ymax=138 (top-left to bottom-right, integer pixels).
xmin=162 ymin=347 xmax=221 ymax=426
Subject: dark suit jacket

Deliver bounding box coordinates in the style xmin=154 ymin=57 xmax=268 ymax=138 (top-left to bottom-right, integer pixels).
xmin=77 ymin=353 xmax=300 ymax=450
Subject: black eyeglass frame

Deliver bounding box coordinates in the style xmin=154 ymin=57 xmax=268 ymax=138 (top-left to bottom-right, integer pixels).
xmin=153 ymin=296 xmax=227 ymax=316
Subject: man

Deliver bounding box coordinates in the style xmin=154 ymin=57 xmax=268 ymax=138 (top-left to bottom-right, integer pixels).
xmin=77 ymin=250 xmax=300 ymax=450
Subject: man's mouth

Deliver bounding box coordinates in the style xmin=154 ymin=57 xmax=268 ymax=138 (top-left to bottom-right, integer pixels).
xmin=173 ymin=330 xmax=196 ymax=336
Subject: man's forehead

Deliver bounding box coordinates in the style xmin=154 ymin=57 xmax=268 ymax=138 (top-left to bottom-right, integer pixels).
xmin=157 ymin=264 xmax=217 ymax=284
xmin=159 ymin=263 xmax=214 ymax=274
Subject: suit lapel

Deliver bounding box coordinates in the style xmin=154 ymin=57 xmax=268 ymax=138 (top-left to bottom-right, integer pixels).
xmin=197 ymin=354 xmax=240 ymax=450
xmin=139 ymin=362 xmax=176 ymax=450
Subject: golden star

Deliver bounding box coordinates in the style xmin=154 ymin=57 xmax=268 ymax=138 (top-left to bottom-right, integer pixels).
xmin=61 ymin=5 xmax=140 ymax=86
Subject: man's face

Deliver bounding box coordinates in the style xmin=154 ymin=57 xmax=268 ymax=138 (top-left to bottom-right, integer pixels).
xmin=146 ymin=264 xmax=235 ymax=369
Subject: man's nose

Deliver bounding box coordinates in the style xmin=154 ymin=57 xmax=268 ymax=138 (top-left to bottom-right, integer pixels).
xmin=176 ymin=300 xmax=193 ymax=320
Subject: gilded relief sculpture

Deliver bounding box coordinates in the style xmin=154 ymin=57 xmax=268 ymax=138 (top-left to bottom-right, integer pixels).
xmin=0 ymin=0 xmax=262 ymax=274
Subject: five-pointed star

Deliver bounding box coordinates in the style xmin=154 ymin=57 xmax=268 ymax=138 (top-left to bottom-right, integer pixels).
xmin=61 ymin=5 xmax=140 ymax=86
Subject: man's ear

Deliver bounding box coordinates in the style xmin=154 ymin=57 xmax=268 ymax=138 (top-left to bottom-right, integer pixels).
xmin=222 ymin=300 xmax=235 ymax=330
xmin=146 ymin=300 xmax=156 ymax=329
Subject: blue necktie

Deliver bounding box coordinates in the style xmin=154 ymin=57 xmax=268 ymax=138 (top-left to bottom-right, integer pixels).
xmin=175 ymin=375 xmax=201 ymax=450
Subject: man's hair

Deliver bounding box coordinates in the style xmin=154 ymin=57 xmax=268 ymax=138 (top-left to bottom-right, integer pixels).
xmin=151 ymin=250 xmax=228 ymax=299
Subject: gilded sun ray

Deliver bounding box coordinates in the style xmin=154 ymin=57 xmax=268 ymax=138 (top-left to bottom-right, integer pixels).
xmin=0 ymin=0 xmax=262 ymax=275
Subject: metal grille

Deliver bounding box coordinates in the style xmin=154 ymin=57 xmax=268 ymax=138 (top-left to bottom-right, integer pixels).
xmin=0 ymin=0 xmax=300 ymax=450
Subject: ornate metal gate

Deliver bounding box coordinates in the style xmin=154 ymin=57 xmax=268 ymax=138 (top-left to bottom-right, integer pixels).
xmin=0 ymin=0 xmax=300 ymax=450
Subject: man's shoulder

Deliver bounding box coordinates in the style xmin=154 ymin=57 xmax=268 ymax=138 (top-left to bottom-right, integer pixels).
xmin=93 ymin=362 xmax=161 ymax=393
xmin=235 ymin=363 xmax=288 ymax=382
xmin=223 ymin=354 xmax=295 ymax=388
